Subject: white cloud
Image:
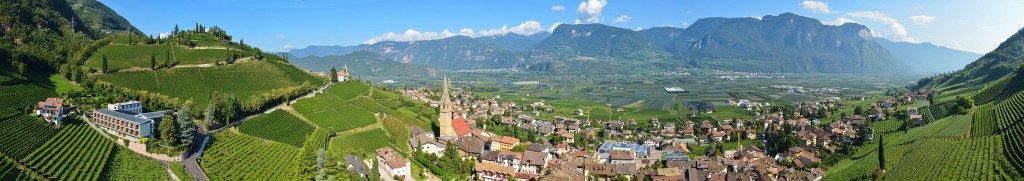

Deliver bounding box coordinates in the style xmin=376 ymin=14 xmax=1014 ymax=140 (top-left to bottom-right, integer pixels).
xmin=158 ymin=32 xmax=171 ymax=39
xmin=283 ymin=44 xmax=295 ymax=50
xmin=364 ymin=29 xmax=459 ymax=44
xmin=846 ymin=11 xmax=917 ymax=43
xmin=636 ymin=27 xmax=643 ymax=31
xmin=365 ymin=21 xmax=551 ymax=44
xmin=613 ymin=15 xmax=632 ymax=23
xmin=798 ymin=1 xmax=835 ymax=14
xmin=823 ymin=17 xmax=858 ymax=25
xmin=576 ymin=0 xmax=607 ymax=24
xmin=908 ymin=15 xmax=935 ymax=25
xmin=548 ymin=22 xmax=563 ymax=32
xmin=748 ymin=16 xmax=763 ymax=20
xmin=912 ymin=6 xmax=924 ymax=10
xmin=551 ymin=5 xmax=565 ymax=11
xmin=275 ymin=34 xmax=286 ymax=39
xmin=945 ymin=41 xmax=964 ymax=51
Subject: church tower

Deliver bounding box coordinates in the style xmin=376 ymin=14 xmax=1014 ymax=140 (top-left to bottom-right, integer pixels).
xmin=438 ymin=75 xmax=456 ymax=139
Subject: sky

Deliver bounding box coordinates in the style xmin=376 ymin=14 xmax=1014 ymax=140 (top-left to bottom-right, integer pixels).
xmin=101 ymin=0 xmax=1024 ymax=54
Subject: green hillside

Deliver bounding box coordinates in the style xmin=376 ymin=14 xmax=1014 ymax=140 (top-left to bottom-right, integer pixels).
xmin=67 ymin=0 xmax=143 ymax=37
xmin=96 ymin=60 xmax=323 ymax=109
xmin=915 ymin=28 xmax=1024 ymax=89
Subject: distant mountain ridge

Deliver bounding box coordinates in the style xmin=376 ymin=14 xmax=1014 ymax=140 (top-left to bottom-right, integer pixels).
xmin=915 ymin=27 xmax=1024 ymax=89
xmin=875 ymin=38 xmax=981 ymax=73
xmin=290 ymin=13 xmax=975 ymax=74
xmin=291 ymin=51 xmax=437 ymax=76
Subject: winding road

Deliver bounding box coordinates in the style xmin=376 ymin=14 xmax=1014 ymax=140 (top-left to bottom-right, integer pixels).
xmin=180 ymin=82 xmax=332 ymax=181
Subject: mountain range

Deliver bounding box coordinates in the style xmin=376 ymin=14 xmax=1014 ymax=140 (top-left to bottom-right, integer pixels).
xmin=290 ymin=13 xmax=976 ymax=74
xmin=291 ymin=51 xmax=437 ymax=76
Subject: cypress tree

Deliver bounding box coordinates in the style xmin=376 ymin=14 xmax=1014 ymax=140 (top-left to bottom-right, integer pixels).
xmin=150 ymin=53 xmax=156 ymax=70
xmin=102 ymin=55 xmax=108 ymax=73
xmin=878 ymin=135 xmax=885 ymax=171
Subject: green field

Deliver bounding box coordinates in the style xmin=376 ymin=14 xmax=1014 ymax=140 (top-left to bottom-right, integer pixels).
xmin=86 ymin=44 xmax=237 ymax=70
xmin=96 ymin=60 xmax=323 ymax=108
xmin=170 ymin=162 xmax=194 ymax=181
xmin=0 ymin=157 xmax=34 ymax=181
xmin=101 ymin=147 xmax=170 ymax=181
xmin=21 ymin=119 xmax=115 ymax=181
xmin=238 ymin=110 xmax=315 ymax=147
xmin=202 ymin=131 xmax=298 ymax=181
xmin=329 ymin=129 xmax=391 ymax=157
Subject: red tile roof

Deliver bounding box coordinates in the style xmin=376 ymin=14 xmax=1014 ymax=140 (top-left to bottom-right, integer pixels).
xmin=452 ymin=116 xmax=471 ymax=137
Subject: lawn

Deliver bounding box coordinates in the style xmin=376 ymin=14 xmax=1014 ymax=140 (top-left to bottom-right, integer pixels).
xmin=49 ymin=74 xmax=82 ymax=94
xmin=96 ymin=61 xmax=321 ymax=108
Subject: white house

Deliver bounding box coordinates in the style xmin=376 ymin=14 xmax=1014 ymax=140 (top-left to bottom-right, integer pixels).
xmin=376 ymin=147 xmax=411 ymax=180
xmin=36 ymin=98 xmax=71 ymax=124
xmin=92 ymin=101 xmax=171 ymax=142
xmin=420 ymin=142 xmax=446 ymax=156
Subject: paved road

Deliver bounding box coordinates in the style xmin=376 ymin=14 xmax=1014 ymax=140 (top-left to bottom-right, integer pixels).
xmin=180 ymin=82 xmax=331 ymax=181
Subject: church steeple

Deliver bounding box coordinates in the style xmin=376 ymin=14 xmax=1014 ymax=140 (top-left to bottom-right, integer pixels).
xmin=440 ymin=75 xmax=453 ymax=113
xmin=438 ymin=75 xmax=456 ymax=139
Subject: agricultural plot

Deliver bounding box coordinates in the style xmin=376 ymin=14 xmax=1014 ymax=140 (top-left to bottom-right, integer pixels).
xmin=85 ymin=44 xmax=231 ymax=70
xmin=97 ymin=61 xmax=320 ymax=108
xmin=21 ymin=120 xmax=114 ymax=181
xmin=302 ymin=105 xmax=377 ymax=132
xmin=886 ymin=136 xmax=1018 ymax=180
xmin=995 ymin=92 xmax=1024 ymax=173
xmin=0 ymin=74 xmax=57 ymax=118
xmin=973 ymin=104 xmax=997 ymax=137
xmin=329 ymin=129 xmax=391 ymax=156
xmin=0 ymin=115 xmax=57 ymax=159
xmin=101 ymin=147 xmax=170 ymax=181
xmin=170 ymin=162 xmax=194 ymax=181
xmin=238 ymin=110 xmax=315 ymax=147
xmin=0 ymin=158 xmax=34 ymax=181
xmin=328 ymin=81 xmax=370 ymax=100
xmin=202 ymin=131 xmax=298 ymax=181
xmin=973 ymin=74 xmax=1024 ymax=105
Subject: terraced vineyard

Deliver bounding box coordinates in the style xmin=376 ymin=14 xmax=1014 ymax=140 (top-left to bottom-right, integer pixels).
xmin=0 ymin=75 xmax=57 ymax=118
xmin=973 ymin=104 xmax=997 ymax=137
xmin=202 ymin=131 xmax=298 ymax=181
xmin=85 ymin=44 xmax=232 ymax=70
xmin=0 ymin=158 xmax=34 ymax=181
xmin=238 ymin=110 xmax=315 ymax=147
xmin=995 ymin=92 xmax=1024 ymax=173
xmin=97 ymin=60 xmax=322 ymax=108
xmin=0 ymin=115 xmax=57 ymax=159
xmin=21 ymin=120 xmax=114 ymax=181
xmin=886 ymin=136 xmax=1018 ymax=180
xmin=922 ymin=101 xmax=958 ymax=123
xmin=329 ymin=129 xmax=391 ymax=156
xmin=972 ymin=74 xmax=1024 ymax=105
xmin=101 ymin=147 xmax=170 ymax=181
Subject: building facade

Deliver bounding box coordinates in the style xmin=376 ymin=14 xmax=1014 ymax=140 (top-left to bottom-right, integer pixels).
xmin=92 ymin=101 xmax=170 ymax=142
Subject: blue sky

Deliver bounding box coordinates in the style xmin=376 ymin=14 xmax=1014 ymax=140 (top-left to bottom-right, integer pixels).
xmin=102 ymin=0 xmax=1024 ymax=54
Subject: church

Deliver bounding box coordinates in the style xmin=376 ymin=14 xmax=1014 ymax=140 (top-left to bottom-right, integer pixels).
xmin=438 ymin=76 xmax=471 ymax=141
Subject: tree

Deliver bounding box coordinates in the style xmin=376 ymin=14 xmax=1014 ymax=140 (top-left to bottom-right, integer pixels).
xmin=164 ymin=50 xmax=171 ymax=68
xmin=177 ymin=101 xmax=196 ymax=147
xmin=205 ymin=98 xmax=217 ymax=130
xmin=854 ymin=106 xmax=864 ymax=116
xmin=173 ymin=24 xmax=179 ymax=35
xmin=329 ymin=67 xmax=338 ymax=82
xmin=102 ymin=55 xmax=109 ymax=73
xmin=150 ymin=53 xmax=157 ymax=70
xmin=878 ymin=135 xmax=885 ymax=171
xmin=160 ymin=111 xmax=177 ymax=144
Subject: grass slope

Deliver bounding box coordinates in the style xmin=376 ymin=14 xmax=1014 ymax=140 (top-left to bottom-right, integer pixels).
xmin=96 ymin=60 xmax=322 ymax=107
xmin=100 ymin=147 xmax=170 ymax=181
xmin=238 ymin=110 xmax=315 ymax=147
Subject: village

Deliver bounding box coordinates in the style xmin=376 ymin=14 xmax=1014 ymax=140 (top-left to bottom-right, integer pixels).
xmin=358 ymin=78 xmax=934 ymax=181
xmin=24 ymin=72 xmax=933 ymax=181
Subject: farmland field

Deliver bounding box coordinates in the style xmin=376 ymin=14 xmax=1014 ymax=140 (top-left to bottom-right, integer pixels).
xmin=21 ymin=119 xmax=114 ymax=181
xmin=96 ymin=60 xmax=323 ymax=108
xmin=202 ymin=131 xmax=298 ymax=181
xmin=329 ymin=129 xmax=391 ymax=157
xmin=0 ymin=157 xmax=34 ymax=181
xmin=85 ymin=44 xmax=235 ymax=70
xmin=0 ymin=115 xmax=58 ymax=160
xmin=101 ymin=147 xmax=170 ymax=181
xmin=238 ymin=110 xmax=315 ymax=147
